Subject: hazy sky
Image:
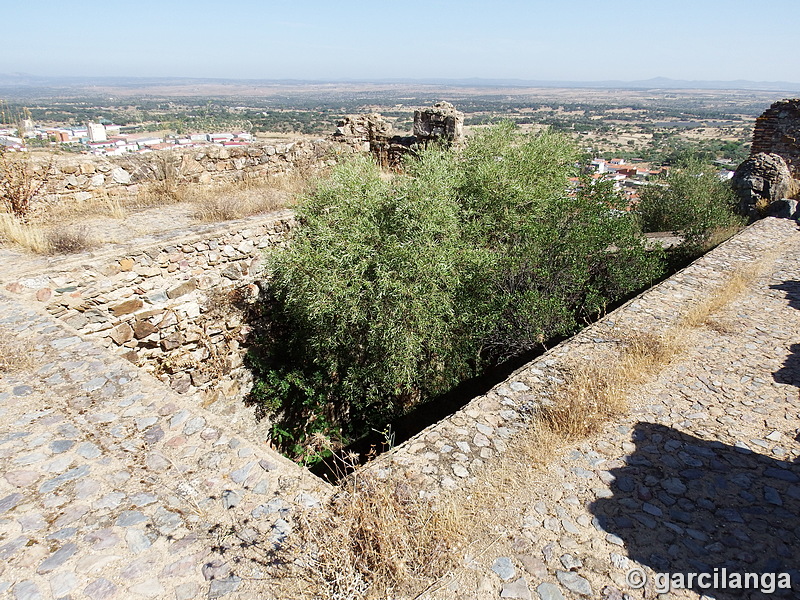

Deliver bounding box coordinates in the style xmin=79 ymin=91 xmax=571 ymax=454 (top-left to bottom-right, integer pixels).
xmin=5 ymin=0 xmax=799 ymax=82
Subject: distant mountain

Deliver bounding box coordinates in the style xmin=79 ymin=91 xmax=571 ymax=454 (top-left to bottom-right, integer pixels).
xmin=375 ymin=76 xmax=800 ymax=92
xmin=0 ymin=73 xmax=798 ymax=93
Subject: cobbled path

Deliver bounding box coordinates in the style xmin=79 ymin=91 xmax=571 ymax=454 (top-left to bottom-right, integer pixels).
xmin=425 ymin=218 xmax=800 ymax=600
xmin=0 ymin=296 xmax=329 ymax=600
xmin=1 ymin=218 xmax=799 ymax=600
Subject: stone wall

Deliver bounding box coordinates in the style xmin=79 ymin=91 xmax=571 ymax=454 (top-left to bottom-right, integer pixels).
xmin=751 ymin=99 xmax=800 ymax=179
xmin=2 ymin=212 xmax=296 ymax=417
xmin=733 ymin=98 xmax=800 ymax=218
xmin=333 ymin=102 xmax=465 ymax=168
xmin=26 ymin=102 xmax=466 ymax=210
xmin=31 ymin=138 xmax=361 ymax=211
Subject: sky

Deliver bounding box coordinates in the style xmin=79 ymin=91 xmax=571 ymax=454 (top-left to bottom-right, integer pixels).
xmin=4 ymin=0 xmax=800 ymax=83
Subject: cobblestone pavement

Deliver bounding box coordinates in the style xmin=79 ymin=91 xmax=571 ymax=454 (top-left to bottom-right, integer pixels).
xmin=1 ymin=218 xmax=799 ymax=600
xmin=0 ymin=296 xmax=329 ymax=600
xmin=421 ymin=219 xmax=800 ymax=599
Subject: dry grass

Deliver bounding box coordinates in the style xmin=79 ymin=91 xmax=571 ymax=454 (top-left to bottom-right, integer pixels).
xmin=235 ymin=457 xmax=462 ymax=600
xmin=0 ymin=211 xmax=48 ymax=253
xmin=291 ymin=476 xmax=460 ymax=599
xmin=191 ymin=184 xmax=291 ymax=222
xmin=191 ymin=173 xmax=309 ymax=222
xmin=0 ymin=211 xmax=95 ymax=254
xmin=681 ymin=265 xmax=759 ymax=329
xmin=538 ymin=331 xmax=681 ymax=440
xmin=36 ymin=192 xmax=128 ymax=223
xmin=0 ymin=336 xmax=34 ymax=373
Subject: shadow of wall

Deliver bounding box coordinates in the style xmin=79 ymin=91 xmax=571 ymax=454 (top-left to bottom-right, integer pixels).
xmin=591 ymin=422 xmax=800 ymax=599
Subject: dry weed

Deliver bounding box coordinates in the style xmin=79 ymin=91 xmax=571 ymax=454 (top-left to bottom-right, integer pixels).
xmin=0 ymin=211 xmax=97 ymax=255
xmin=0 ymin=211 xmax=48 ymax=253
xmin=0 ymin=336 xmax=34 ymax=373
xmin=46 ymin=225 xmax=92 ymax=254
xmin=37 ymin=191 xmax=128 ymax=223
xmin=681 ymin=266 xmax=758 ymax=329
xmin=539 ymin=363 xmax=627 ymax=439
xmin=191 ymin=180 xmax=296 ymax=222
xmin=253 ymin=467 xmax=460 ymax=600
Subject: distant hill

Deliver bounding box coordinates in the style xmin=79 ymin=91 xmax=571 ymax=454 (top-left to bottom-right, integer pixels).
xmin=0 ymin=73 xmax=798 ymax=95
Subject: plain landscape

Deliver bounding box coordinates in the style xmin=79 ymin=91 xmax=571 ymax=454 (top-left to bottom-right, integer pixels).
xmin=0 ymin=76 xmax=799 ymax=600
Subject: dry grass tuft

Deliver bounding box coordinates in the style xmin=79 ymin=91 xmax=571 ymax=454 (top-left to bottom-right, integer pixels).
xmin=681 ymin=266 xmax=759 ymax=329
xmin=538 ymin=331 xmax=681 ymax=440
xmin=46 ymin=225 xmax=92 ymax=254
xmin=0 ymin=211 xmax=96 ymax=254
xmin=255 ymin=467 xmax=460 ymax=600
xmin=539 ymin=364 xmax=627 ymax=439
xmin=0 ymin=211 xmax=48 ymax=253
xmin=0 ymin=336 xmax=34 ymax=373
xmin=191 ymin=173 xmax=308 ymax=222
xmin=192 ymin=185 xmax=290 ymax=222
xmin=303 ymin=480 xmax=457 ymax=598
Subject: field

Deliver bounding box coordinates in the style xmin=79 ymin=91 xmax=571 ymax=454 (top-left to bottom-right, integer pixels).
xmin=2 ymin=80 xmax=791 ymax=164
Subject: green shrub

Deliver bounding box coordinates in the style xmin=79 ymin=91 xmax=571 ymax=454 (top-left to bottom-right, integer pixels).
xmin=637 ymin=157 xmax=743 ymax=251
xmin=249 ymin=124 xmax=664 ymax=463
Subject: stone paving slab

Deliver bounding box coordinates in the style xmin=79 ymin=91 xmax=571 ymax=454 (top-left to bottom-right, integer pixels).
xmin=0 ymin=296 xmax=330 ymax=600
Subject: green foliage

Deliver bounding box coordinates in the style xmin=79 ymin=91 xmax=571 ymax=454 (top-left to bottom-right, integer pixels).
xmin=637 ymin=157 xmax=744 ymax=251
xmin=250 ymin=124 xmax=664 ymax=463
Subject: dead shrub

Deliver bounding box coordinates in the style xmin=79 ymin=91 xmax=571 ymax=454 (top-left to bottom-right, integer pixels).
xmin=0 ymin=337 xmax=33 ymax=373
xmin=0 ymin=149 xmax=52 ymax=218
xmin=46 ymin=225 xmax=92 ymax=254
xmin=288 ymin=473 xmax=459 ymax=599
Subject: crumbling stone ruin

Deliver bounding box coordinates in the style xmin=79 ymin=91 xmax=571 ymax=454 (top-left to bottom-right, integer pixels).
xmin=413 ymin=101 xmax=464 ymax=144
xmin=333 ymin=101 xmax=464 ymax=167
xmin=733 ymin=99 xmax=800 ymax=220
xmin=31 ymin=102 xmax=465 ymax=210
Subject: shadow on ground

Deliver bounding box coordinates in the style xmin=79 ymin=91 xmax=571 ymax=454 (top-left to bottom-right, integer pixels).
xmin=772 ymin=280 xmax=800 ymax=387
xmin=591 ymin=422 xmax=800 ymax=599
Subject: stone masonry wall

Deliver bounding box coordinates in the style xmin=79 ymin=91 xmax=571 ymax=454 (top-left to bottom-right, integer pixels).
xmin=27 ymin=102 xmax=465 ymax=211
xmin=30 ymin=138 xmax=361 ymax=211
xmin=2 ymin=212 xmax=296 ymax=421
xmin=751 ymin=98 xmax=800 ymax=179
xmin=363 ymin=217 xmax=798 ymax=497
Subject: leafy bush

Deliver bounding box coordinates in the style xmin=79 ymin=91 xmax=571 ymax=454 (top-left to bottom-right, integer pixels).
xmin=249 ymin=123 xmax=664 ymax=463
xmin=637 ymin=157 xmax=743 ymax=251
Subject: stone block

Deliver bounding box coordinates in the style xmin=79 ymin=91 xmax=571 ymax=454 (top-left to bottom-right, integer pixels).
xmin=111 ymin=299 xmax=143 ymax=317
xmin=167 ymin=279 xmax=197 ymax=300
xmin=109 ymin=323 xmax=134 ymax=345
xmin=133 ymin=320 xmax=159 ymax=340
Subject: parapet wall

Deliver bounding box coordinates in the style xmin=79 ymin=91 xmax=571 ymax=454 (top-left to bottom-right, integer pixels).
xmin=2 ymin=212 xmax=296 ymax=425
xmin=29 ymin=139 xmax=361 ymax=211
xmin=363 ymin=217 xmax=798 ymax=496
